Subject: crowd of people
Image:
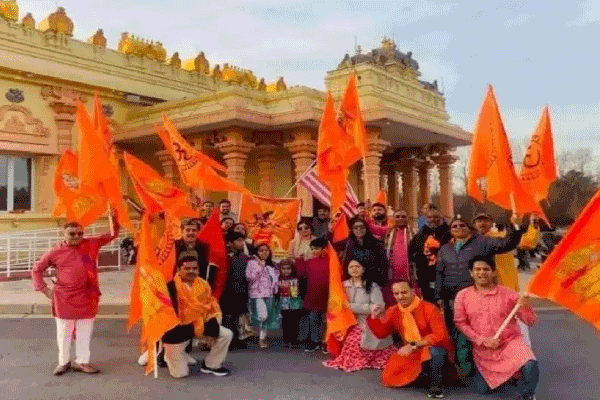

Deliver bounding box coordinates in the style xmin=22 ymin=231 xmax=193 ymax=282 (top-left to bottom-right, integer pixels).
xmin=32 ymin=201 xmax=542 ymax=399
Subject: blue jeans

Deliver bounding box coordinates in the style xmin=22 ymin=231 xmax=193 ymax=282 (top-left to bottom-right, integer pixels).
xmin=471 ymin=360 xmax=539 ymax=399
xmin=425 ymin=347 xmax=447 ymax=388
xmin=299 ymin=311 xmax=324 ymax=344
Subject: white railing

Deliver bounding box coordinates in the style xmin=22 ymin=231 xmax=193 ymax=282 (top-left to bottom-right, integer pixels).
xmin=0 ymin=223 xmax=137 ymax=278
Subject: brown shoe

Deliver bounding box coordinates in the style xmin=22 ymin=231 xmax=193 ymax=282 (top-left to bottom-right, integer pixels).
xmin=72 ymin=362 xmax=100 ymax=374
xmin=53 ymin=362 xmax=71 ymax=376
xmin=259 ymin=339 xmax=269 ymax=349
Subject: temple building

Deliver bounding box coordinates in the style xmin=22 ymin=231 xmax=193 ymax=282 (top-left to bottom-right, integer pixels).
xmin=0 ymin=4 xmax=470 ymax=232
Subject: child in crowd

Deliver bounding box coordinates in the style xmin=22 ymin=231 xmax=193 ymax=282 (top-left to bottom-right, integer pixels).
xmin=297 ymin=237 xmax=329 ymax=353
xmin=246 ymin=243 xmax=280 ymax=349
xmin=277 ymin=258 xmax=304 ymax=348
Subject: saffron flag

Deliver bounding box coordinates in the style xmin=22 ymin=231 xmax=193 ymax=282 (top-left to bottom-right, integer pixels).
xmin=134 ymin=214 xmax=180 ymax=375
xmin=123 ymin=152 xmax=197 ymax=219
xmin=331 ymin=212 xmax=350 ymax=243
xmin=91 ymin=93 xmax=135 ymax=234
xmin=338 ymin=74 xmax=368 ymax=160
xmin=528 ymin=187 xmax=600 ymax=332
xmin=156 ymin=115 xmax=250 ymax=194
xmin=376 ymin=190 xmax=387 ymax=206
xmin=466 ymin=86 xmax=546 ymax=219
xmin=317 ymin=92 xmax=350 ymax=214
xmin=239 ymin=194 xmax=300 ymax=254
xmin=197 ymin=209 xmax=229 ymax=300
xmin=519 ymin=106 xmax=558 ymax=202
xmin=325 ymin=242 xmax=357 ymax=357
xmin=52 ymin=149 xmax=108 ymax=227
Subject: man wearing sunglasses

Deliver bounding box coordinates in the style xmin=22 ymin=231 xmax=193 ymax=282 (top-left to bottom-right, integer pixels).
xmin=32 ymin=212 xmax=120 ymax=376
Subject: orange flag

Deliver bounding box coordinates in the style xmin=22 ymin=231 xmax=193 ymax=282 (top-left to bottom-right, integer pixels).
xmin=376 ymin=190 xmax=387 ymax=206
xmin=317 ymin=92 xmax=350 ymax=214
xmin=91 ymin=93 xmax=135 ymax=234
xmin=198 ymin=209 xmax=229 ymax=299
xmin=331 ymin=212 xmax=349 ymax=243
xmin=325 ymin=242 xmax=357 ymax=357
xmin=519 ymin=106 xmax=558 ymax=202
xmin=156 ymin=115 xmax=250 ymax=194
xmin=76 ymin=101 xmax=113 ymax=187
xmin=338 ymin=73 xmax=368 ymax=159
xmin=466 ymin=86 xmax=546 ymax=219
xmin=528 ymin=187 xmax=600 ymax=332
xmin=131 ymin=214 xmax=180 ymax=375
xmin=52 ymin=150 xmax=108 ymax=227
xmin=123 ymin=152 xmax=197 ymax=219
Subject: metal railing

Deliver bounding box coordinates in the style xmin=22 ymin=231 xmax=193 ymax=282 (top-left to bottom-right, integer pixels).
xmin=0 ymin=223 xmax=136 ymax=278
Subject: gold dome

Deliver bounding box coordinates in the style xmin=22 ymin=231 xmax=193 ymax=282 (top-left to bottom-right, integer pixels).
xmin=21 ymin=12 xmax=35 ymax=29
xmin=88 ymin=29 xmax=107 ymax=47
xmin=266 ymin=77 xmax=287 ymax=92
xmin=39 ymin=7 xmax=74 ymax=36
xmin=0 ymin=0 xmax=18 ymax=22
xmin=182 ymin=52 xmax=209 ymax=73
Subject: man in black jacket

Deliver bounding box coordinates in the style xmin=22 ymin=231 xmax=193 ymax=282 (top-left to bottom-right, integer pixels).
xmin=174 ymin=219 xmax=213 ymax=285
xmin=409 ymin=209 xmax=452 ymax=302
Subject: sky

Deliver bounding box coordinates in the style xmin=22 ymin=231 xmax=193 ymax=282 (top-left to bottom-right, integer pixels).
xmin=21 ymin=0 xmax=600 ymax=164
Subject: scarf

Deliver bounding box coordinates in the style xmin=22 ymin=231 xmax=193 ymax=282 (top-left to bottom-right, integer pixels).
xmin=174 ymin=273 xmax=221 ymax=337
xmin=398 ymin=296 xmax=430 ymax=362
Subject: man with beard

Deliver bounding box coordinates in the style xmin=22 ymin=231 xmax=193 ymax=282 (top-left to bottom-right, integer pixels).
xmin=312 ymin=205 xmax=331 ymax=239
xmin=367 ymin=202 xmax=390 ymax=241
xmin=174 ymin=219 xmax=212 ymax=284
xmin=408 ymin=209 xmax=451 ymax=303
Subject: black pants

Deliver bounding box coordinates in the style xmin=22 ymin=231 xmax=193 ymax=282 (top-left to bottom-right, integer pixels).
xmin=418 ymin=277 xmax=436 ymax=303
xmin=222 ymin=312 xmax=244 ymax=343
xmin=281 ymin=309 xmax=303 ymax=344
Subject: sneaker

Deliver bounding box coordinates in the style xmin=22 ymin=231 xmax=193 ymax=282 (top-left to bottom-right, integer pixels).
xmin=304 ymin=343 xmax=319 ymax=352
xmin=200 ymin=362 xmax=231 ymax=377
xmin=259 ymin=339 xmax=269 ymax=349
xmin=137 ymin=351 xmax=149 ymax=366
xmin=427 ymin=387 xmax=445 ymax=398
xmin=321 ymin=344 xmax=329 ymax=355
xmin=53 ymin=362 xmax=71 ymax=376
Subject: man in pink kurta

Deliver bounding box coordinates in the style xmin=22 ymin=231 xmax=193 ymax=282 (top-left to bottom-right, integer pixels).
xmin=454 ymin=255 xmax=539 ymax=400
xmin=32 ymin=219 xmax=119 ymax=376
xmin=382 ymin=210 xmax=414 ymax=305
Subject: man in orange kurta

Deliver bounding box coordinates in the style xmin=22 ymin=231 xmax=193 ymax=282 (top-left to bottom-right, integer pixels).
xmin=368 ymin=281 xmax=453 ymax=398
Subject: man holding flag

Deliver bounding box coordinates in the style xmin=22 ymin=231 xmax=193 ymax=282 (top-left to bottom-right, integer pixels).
xmin=32 ymin=212 xmax=119 ymax=376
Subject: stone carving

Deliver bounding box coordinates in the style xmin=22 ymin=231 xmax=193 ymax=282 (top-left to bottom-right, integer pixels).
xmin=41 ymin=86 xmax=85 ymax=121
xmin=39 ymin=7 xmax=74 ymax=36
xmin=193 ymin=52 xmax=210 ymax=74
xmin=118 ymin=33 xmax=167 ymax=62
xmin=5 ymin=88 xmax=24 ymax=103
xmin=0 ymin=0 xmax=18 ymax=22
xmin=212 ymin=64 xmax=222 ymax=80
xmin=21 ymin=12 xmax=35 ymax=29
xmin=88 ymin=29 xmax=107 ymax=47
xmin=0 ymin=104 xmax=50 ymax=143
xmin=267 ymin=77 xmax=287 ymax=92
xmin=102 ymin=104 xmax=114 ymax=117
xmin=168 ymin=52 xmax=181 ymax=68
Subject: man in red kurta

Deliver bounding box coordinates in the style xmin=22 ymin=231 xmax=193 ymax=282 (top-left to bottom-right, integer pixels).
xmin=32 ymin=217 xmax=119 ymax=376
xmin=368 ymin=280 xmax=453 ymax=398
xmin=454 ymin=256 xmax=539 ymax=400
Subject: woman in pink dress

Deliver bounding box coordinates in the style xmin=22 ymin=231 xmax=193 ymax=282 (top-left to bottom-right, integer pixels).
xmin=323 ymin=259 xmax=397 ymax=372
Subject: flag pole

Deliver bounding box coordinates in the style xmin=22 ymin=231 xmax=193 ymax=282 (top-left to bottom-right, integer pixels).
xmin=283 ymin=159 xmax=318 ymax=198
xmin=493 ymin=298 xmax=524 ymax=340
xmin=107 ymin=204 xmax=115 ymax=236
xmin=153 ymin=341 xmax=159 ymax=379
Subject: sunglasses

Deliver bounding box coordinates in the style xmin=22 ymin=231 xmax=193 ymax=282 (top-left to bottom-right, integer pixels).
xmin=394 ymin=215 xmax=407 ymax=219
xmin=451 ymin=224 xmax=467 ymax=229
xmin=68 ymin=232 xmax=84 ymax=237
xmin=353 ymin=225 xmax=366 ymax=230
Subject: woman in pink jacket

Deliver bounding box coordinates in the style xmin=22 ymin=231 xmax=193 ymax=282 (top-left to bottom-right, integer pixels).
xmin=246 ymin=243 xmax=280 ymax=349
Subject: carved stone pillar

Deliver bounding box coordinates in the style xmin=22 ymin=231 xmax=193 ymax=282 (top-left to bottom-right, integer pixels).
xmin=399 ymin=158 xmax=418 ymax=229
xmin=284 ymin=127 xmax=317 ymax=217
xmin=433 ymin=153 xmax=458 ymax=220
xmin=417 ymin=159 xmax=433 ymax=209
xmin=155 ymin=150 xmax=175 ymax=181
xmin=381 ymin=163 xmax=398 ymax=210
xmin=256 ymin=144 xmax=278 ymax=197
xmin=41 ymin=86 xmax=84 ymax=151
xmin=216 ymin=127 xmax=254 ymax=212
xmin=363 ymin=129 xmax=389 ymax=202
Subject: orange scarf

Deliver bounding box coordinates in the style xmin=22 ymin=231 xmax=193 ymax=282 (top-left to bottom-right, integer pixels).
xmin=398 ymin=296 xmax=430 ymax=362
xmin=174 ymin=273 xmax=221 ymax=337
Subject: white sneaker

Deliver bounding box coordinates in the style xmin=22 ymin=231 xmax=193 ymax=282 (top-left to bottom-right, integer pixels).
xmin=137 ymin=351 xmax=149 ymax=366
xmin=185 ymin=354 xmax=198 ymax=365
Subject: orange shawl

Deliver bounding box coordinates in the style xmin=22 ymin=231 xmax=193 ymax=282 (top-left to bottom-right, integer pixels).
xmin=174 ymin=273 xmax=222 ymax=337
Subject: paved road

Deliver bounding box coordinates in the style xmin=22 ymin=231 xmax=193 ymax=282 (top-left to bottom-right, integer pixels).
xmin=1 ymin=310 xmax=599 ymax=400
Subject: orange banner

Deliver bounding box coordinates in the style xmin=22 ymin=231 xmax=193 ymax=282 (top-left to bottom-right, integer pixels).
xmin=325 ymin=242 xmax=357 ymax=356
xmin=239 ymin=195 xmax=300 ymax=254
xmin=528 ymin=187 xmax=600 ymax=332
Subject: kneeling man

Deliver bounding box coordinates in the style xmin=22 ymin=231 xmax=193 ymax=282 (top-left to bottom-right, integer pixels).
xmin=454 ymin=256 xmax=538 ymax=400
xmin=162 ymin=256 xmax=233 ymax=378
xmin=368 ymin=280 xmax=454 ymax=398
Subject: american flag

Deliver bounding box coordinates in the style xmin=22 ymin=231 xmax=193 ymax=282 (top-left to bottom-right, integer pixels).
xmin=298 ymin=166 xmax=359 ymax=217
